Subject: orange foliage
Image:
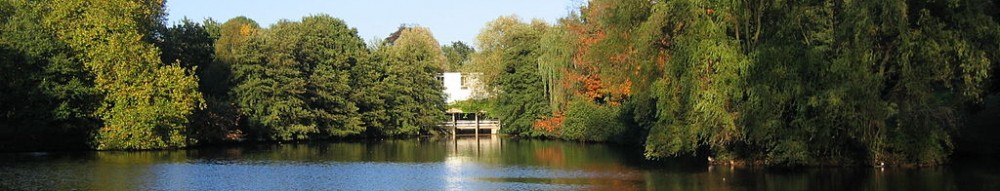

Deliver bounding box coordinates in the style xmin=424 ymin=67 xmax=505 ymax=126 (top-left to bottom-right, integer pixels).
xmin=657 ymin=50 xmax=668 ymax=67
xmin=225 ymin=129 xmax=244 ymax=141
xmin=610 ymin=51 xmax=629 ymax=63
xmin=582 ymin=74 xmax=603 ymax=100
xmin=549 ymin=0 xmax=671 ymax=111
xmin=239 ymin=24 xmax=254 ymax=37
xmin=533 ymin=113 xmax=565 ymax=133
xmin=617 ymin=79 xmax=632 ymax=98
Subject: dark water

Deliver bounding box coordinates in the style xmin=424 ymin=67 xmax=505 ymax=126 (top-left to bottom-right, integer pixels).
xmin=1 ymin=136 xmax=998 ymax=190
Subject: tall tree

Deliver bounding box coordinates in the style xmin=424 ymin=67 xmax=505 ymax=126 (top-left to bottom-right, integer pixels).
xmin=297 ymin=14 xmax=367 ymax=138
xmin=202 ymin=16 xmax=264 ymax=142
xmin=158 ymin=17 xmax=242 ymax=143
xmin=537 ymin=18 xmax=577 ymax=114
xmin=472 ymin=16 xmax=550 ymax=136
xmin=0 ymin=0 xmax=99 ymax=150
xmin=526 ymin=0 xmax=997 ymax=166
xmin=374 ymin=26 xmax=448 ymax=135
xmin=46 ymin=0 xmax=203 ymax=150
xmin=215 ymin=16 xmax=260 ymax=66
xmin=469 ymin=16 xmax=529 ymax=87
xmin=228 ymin=15 xmax=369 ymax=140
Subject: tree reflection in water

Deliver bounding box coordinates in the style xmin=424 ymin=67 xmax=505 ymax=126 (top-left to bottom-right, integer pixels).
xmin=1 ymin=138 xmax=997 ymax=190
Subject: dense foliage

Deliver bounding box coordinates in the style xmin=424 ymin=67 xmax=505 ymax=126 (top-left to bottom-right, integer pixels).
xmin=46 ymin=0 xmax=204 ymax=150
xmin=471 ymin=0 xmax=1000 ymax=166
xmin=560 ymin=99 xmax=626 ymax=142
xmin=369 ymin=26 xmax=449 ymax=136
xmin=441 ymin=41 xmax=474 ymax=72
xmin=472 ymin=16 xmax=552 ymax=136
xmin=0 ymin=0 xmax=448 ymax=150
xmin=224 ymin=15 xmax=368 ymax=141
xmin=0 ymin=0 xmax=99 ymax=150
xmin=3 ymin=0 xmax=999 ymax=167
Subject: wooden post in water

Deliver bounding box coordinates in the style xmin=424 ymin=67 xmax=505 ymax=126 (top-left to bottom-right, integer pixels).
xmin=475 ymin=112 xmax=480 ymax=137
xmin=451 ymin=113 xmax=457 ymax=138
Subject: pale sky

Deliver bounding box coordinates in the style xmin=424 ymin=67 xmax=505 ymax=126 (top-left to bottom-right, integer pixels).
xmin=165 ymin=0 xmax=581 ymax=46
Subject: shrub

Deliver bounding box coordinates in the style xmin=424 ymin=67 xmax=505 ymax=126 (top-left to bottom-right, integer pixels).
xmin=560 ymin=99 xmax=626 ymax=142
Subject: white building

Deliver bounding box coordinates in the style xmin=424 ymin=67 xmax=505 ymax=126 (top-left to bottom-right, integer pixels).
xmin=440 ymin=72 xmax=488 ymax=103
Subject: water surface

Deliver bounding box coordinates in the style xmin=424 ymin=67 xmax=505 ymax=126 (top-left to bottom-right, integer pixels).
xmin=1 ymin=136 xmax=998 ymax=190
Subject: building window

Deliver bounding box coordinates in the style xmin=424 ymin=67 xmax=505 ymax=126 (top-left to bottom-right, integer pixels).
xmin=460 ymin=75 xmax=468 ymax=90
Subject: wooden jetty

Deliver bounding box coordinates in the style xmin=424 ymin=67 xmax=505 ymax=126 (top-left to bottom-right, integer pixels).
xmin=443 ymin=109 xmax=500 ymax=136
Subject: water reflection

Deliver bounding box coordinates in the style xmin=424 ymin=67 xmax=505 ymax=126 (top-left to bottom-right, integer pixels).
xmin=444 ymin=136 xmax=647 ymax=190
xmin=1 ymin=137 xmax=998 ymax=190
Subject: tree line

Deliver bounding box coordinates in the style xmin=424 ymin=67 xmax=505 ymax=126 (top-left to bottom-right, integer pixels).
xmin=469 ymin=0 xmax=1000 ymax=166
xmin=0 ymin=0 xmax=453 ymax=150
xmin=4 ymin=0 xmax=1000 ymax=167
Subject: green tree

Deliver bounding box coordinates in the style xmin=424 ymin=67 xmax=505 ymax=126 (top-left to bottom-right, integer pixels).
xmin=159 ymin=18 xmax=215 ymax=70
xmin=473 ymin=16 xmax=550 ymax=136
xmin=537 ymin=18 xmax=577 ymax=114
xmin=0 ymin=0 xmax=99 ymax=150
xmin=373 ymin=26 xmax=448 ymax=135
xmin=215 ymin=16 xmax=260 ymax=66
xmin=228 ymin=15 xmax=368 ymax=140
xmin=641 ymin=0 xmax=748 ymax=160
xmin=158 ymin=17 xmax=242 ymax=143
xmin=201 ymin=16 xmax=264 ymax=142
xmin=469 ymin=16 xmax=528 ymax=87
xmin=441 ymin=41 xmax=474 ymax=72
xmin=46 ymin=0 xmax=204 ymax=150
xmin=626 ymin=0 xmax=987 ymax=166
xmin=231 ymin=19 xmax=314 ymax=140
xmin=528 ymin=0 xmax=997 ymax=166
xmin=297 ymin=15 xmax=367 ymax=137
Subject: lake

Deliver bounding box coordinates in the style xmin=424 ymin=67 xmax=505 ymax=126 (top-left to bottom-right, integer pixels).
xmin=1 ymin=136 xmax=998 ymax=190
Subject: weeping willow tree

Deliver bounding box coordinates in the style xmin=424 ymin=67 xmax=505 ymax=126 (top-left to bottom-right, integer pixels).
xmin=520 ymin=0 xmax=997 ymax=166
xmin=538 ymin=19 xmax=576 ymax=114
xmin=643 ymin=0 xmax=749 ymax=160
xmin=648 ymin=0 xmax=993 ymax=166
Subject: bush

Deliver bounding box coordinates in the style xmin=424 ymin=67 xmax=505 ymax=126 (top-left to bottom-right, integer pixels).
xmin=560 ymin=99 xmax=627 ymax=142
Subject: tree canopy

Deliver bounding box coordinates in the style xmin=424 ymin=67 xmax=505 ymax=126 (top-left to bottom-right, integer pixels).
xmin=1 ymin=1 xmax=450 ymax=150
xmin=442 ymin=41 xmax=474 ymax=72
xmin=1 ymin=0 xmax=998 ymax=168
xmin=478 ymin=0 xmax=1000 ymax=166
xmin=372 ymin=26 xmax=448 ymax=135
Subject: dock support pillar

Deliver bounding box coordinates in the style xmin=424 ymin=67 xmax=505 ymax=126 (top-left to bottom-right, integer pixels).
xmin=451 ymin=113 xmax=457 ymax=138
xmin=475 ymin=113 xmax=480 ymax=137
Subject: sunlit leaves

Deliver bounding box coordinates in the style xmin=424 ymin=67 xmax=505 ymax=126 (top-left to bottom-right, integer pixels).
xmin=47 ymin=0 xmax=203 ymax=150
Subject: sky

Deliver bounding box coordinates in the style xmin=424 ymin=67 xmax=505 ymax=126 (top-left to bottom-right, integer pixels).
xmin=165 ymin=0 xmax=581 ymax=46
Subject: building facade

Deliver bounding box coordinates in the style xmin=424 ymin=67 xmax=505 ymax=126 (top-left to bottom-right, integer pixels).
xmin=440 ymin=72 xmax=488 ymax=103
